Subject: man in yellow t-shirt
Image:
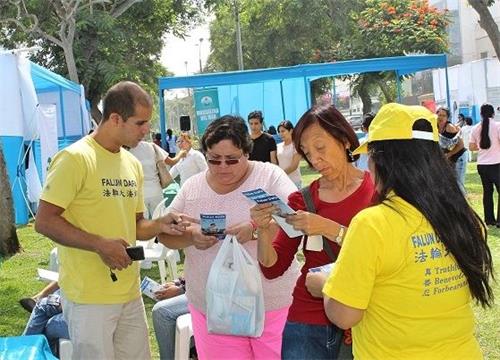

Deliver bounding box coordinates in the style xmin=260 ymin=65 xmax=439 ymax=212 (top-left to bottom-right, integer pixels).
xmin=35 ymin=81 xmax=187 ymax=359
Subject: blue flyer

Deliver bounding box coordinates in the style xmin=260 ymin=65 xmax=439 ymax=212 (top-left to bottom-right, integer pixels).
xmin=201 ymin=213 xmax=226 ymax=240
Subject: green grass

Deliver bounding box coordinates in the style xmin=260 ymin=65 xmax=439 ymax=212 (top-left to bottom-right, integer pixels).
xmin=0 ymin=162 xmax=499 ymax=358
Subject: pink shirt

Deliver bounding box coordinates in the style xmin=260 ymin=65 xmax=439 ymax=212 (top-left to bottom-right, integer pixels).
xmin=470 ymin=120 xmax=500 ymax=165
xmin=170 ymin=161 xmax=300 ymax=312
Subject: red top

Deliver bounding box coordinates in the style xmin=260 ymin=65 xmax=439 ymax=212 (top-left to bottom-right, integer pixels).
xmin=260 ymin=172 xmax=375 ymax=324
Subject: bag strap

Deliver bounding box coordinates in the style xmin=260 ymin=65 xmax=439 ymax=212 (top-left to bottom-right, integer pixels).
xmin=300 ymin=186 xmax=337 ymax=262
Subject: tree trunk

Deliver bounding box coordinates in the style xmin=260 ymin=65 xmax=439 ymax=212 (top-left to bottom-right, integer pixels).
xmin=90 ymin=93 xmax=103 ymax=124
xmin=468 ymin=0 xmax=500 ymax=60
xmin=358 ymin=84 xmax=372 ymax=114
xmin=377 ymin=80 xmax=395 ymax=103
xmin=0 ymin=146 xmax=20 ymax=257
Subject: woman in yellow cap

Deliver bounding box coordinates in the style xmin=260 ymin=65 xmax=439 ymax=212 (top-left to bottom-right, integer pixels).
xmin=318 ymin=103 xmax=494 ymax=359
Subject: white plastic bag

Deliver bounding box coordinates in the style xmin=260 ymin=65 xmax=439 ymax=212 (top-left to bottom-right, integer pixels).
xmin=206 ymin=235 xmax=265 ymax=337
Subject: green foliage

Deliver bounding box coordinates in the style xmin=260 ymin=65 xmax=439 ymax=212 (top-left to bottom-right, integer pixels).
xmin=0 ymin=0 xmax=202 ymax=121
xmin=345 ymin=0 xmax=449 ymax=59
xmin=206 ymin=0 xmax=345 ymax=72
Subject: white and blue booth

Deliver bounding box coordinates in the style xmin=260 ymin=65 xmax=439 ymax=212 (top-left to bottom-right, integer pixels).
xmin=0 ymin=53 xmax=91 ymax=224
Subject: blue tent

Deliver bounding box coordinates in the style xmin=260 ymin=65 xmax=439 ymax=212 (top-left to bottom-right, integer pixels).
xmin=158 ymin=54 xmax=450 ymax=144
xmin=0 ymin=54 xmax=89 ymax=224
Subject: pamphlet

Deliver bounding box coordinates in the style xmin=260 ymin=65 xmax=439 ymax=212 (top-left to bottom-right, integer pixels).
xmin=308 ymin=262 xmax=335 ymax=274
xmin=242 ymin=188 xmax=304 ymax=238
xmin=201 ymin=213 xmax=227 ymax=240
xmin=140 ymin=276 xmax=162 ymax=301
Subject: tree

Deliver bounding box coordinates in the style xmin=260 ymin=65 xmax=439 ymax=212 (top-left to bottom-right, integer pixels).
xmin=334 ymin=0 xmax=449 ymax=112
xmin=468 ymin=0 xmax=500 ymax=60
xmin=206 ymin=0 xmax=448 ymax=113
xmin=0 ymin=0 xmax=202 ymax=121
xmin=0 ymin=146 xmax=20 ymax=257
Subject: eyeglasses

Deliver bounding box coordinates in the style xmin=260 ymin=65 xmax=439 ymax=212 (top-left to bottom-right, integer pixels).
xmin=206 ymin=152 xmax=244 ymax=166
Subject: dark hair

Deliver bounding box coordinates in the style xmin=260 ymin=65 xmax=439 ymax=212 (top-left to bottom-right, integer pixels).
xmin=369 ymin=119 xmax=494 ymax=307
xmin=458 ymin=113 xmax=465 ymax=120
xmin=436 ymin=107 xmax=450 ymax=118
xmin=277 ymin=120 xmax=294 ymax=132
xmin=362 ymin=112 xmax=375 ymax=130
xmin=465 ymin=117 xmax=473 ymax=126
xmin=102 ymin=81 xmax=152 ymax=122
xmin=479 ymin=104 xmax=495 ymax=149
xmin=154 ymin=133 xmax=162 ymax=141
xmin=293 ymin=105 xmax=360 ymax=165
xmin=166 ymin=128 xmax=173 ymax=139
xmin=201 ymin=115 xmax=253 ymax=154
xmin=268 ymin=125 xmax=277 ymax=135
xmin=248 ymin=110 xmax=264 ymax=123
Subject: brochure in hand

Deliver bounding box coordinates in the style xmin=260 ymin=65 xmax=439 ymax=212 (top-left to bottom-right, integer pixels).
xmin=140 ymin=276 xmax=162 ymax=301
xmin=308 ymin=262 xmax=335 ymax=274
xmin=201 ymin=213 xmax=227 ymax=240
xmin=242 ymin=188 xmax=304 ymax=238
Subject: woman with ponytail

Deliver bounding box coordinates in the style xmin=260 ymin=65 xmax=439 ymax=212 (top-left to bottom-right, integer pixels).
xmin=470 ymin=104 xmax=500 ymax=227
xmin=321 ymin=103 xmax=494 ymax=359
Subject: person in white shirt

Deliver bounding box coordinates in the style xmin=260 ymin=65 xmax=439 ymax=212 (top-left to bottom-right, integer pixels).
xmin=460 ymin=117 xmax=474 ymax=161
xmin=276 ymin=120 xmax=302 ymax=188
xmin=128 ymin=140 xmax=185 ymax=217
xmin=170 ymin=132 xmax=208 ymax=186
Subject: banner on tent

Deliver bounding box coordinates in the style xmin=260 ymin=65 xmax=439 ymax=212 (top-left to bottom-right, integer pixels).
xmin=194 ymin=88 xmax=220 ymax=134
xmin=38 ymin=103 xmax=58 ymax=181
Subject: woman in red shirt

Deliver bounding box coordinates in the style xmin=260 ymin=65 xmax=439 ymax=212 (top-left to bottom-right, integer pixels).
xmin=251 ymin=105 xmax=375 ymax=359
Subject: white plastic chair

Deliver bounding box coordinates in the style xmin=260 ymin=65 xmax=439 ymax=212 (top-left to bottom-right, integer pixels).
xmin=174 ymin=313 xmax=193 ymax=360
xmin=137 ymin=196 xmax=181 ymax=284
xmin=59 ymin=338 xmax=73 ymax=360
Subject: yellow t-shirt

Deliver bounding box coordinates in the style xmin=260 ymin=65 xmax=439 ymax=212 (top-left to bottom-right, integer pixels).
xmin=323 ymin=196 xmax=481 ymax=360
xmin=41 ymin=136 xmax=145 ymax=304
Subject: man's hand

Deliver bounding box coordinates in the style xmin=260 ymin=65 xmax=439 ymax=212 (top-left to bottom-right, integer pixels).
xmin=154 ymin=282 xmax=182 ymax=300
xmin=226 ymin=221 xmax=253 ymax=243
xmin=305 ymin=272 xmax=327 ymax=298
xmin=156 ymin=212 xmax=190 ymax=235
xmin=95 ymin=238 xmax=132 ymax=270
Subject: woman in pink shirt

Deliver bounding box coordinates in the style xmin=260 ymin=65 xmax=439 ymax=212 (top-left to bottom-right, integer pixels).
xmin=159 ymin=115 xmax=299 ymax=359
xmin=469 ymin=104 xmax=500 ymax=227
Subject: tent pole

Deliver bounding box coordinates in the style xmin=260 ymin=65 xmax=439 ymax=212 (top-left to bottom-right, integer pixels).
xmin=159 ymin=88 xmax=167 ymax=149
xmin=304 ymin=77 xmax=311 ymax=107
xmin=59 ymin=87 xmax=67 ymax=141
xmin=444 ymin=57 xmax=451 ymax=109
xmin=396 ymin=70 xmax=402 ymax=103
xmin=279 ymin=80 xmax=286 ymax=120
xmin=332 ymin=78 xmax=337 ymax=106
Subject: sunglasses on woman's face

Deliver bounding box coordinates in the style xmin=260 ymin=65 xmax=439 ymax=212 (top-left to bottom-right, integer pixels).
xmin=205 ymin=152 xmax=244 ymax=166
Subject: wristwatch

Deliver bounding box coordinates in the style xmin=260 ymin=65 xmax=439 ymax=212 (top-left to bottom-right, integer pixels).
xmin=335 ymin=225 xmax=346 ymax=245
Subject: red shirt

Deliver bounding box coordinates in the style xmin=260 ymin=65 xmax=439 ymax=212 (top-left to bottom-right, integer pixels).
xmin=260 ymin=172 xmax=375 ymax=324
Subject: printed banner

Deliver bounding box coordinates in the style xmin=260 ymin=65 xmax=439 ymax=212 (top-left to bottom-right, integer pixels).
xmin=194 ymin=88 xmax=220 ymax=134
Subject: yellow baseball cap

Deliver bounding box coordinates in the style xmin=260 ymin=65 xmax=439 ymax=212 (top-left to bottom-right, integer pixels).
xmin=353 ymin=103 xmax=438 ymax=155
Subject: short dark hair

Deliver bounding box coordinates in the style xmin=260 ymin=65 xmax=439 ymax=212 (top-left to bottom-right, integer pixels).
xmin=362 ymin=112 xmax=375 ymax=130
xmin=369 ymin=119 xmax=493 ymax=307
xmin=154 ymin=133 xmax=162 ymax=141
xmin=201 ymin=115 xmax=253 ymax=154
xmin=293 ymin=105 xmax=360 ymax=165
xmin=465 ymin=117 xmax=473 ymax=126
xmin=248 ymin=110 xmax=264 ymax=123
xmin=267 ymin=125 xmax=277 ymax=135
xmin=101 ymin=81 xmax=152 ymax=122
xmin=277 ymin=120 xmax=294 ymax=132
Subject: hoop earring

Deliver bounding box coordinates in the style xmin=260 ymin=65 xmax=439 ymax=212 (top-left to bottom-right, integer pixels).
xmin=346 ymin=148 xmax=355 ymax=162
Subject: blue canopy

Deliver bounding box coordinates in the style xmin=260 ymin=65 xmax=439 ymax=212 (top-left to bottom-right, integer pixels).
xmin=158 ymin=54 xmax=450 ymax=141
xmin=30 ymin=61 xmax=82 ymax=94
